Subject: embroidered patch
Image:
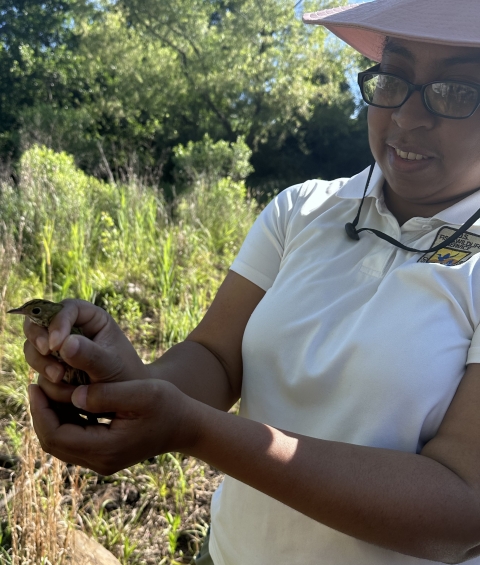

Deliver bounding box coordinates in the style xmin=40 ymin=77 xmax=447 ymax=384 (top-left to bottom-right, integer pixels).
xmin=418 ymin=226 xmax=480 ymax=266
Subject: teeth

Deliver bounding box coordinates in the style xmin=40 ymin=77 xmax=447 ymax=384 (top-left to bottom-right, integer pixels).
xmin=395 ymin=148 xmax=428 ymax=161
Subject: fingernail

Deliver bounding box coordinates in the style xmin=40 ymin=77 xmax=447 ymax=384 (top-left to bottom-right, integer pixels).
xmin=49 ymin=330 xmax=61 ymax=351
xmin=36 ymin=336 xmax=49 ymax=356
xmin=62 ymin=335 xmax=79 ymax=359
xmin=45 ymin=365 xmax=62 ymax=383
xmin=72 ymin=385 xmax=87 ymax=409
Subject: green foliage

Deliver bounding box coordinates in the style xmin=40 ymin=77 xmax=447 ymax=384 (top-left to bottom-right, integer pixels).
xmin=4 ymin=420 xmax=23 ymax=454
xmin=119 ymin=0 xmax=350 ymax=142
xmin=165 ymin=510 xmax=182 ymax=556
xmin=173 ymin=134 xmax=253 ymax=187
xmin=0 ymin=0 xmax=372 ymax=196
xmin=0 ymin=143 xmax=257 ymax=363
xmin=172 ymin=136 xmax=256 ymax=264
xmin=0 ymin=145 xmax=255 ymax=562
xmin=1 ymin=146 xmax=112 ymax=298
xmin=177 ymin=177 xmax=254 ymax=262
xmin=0 ymin=0 xmax=98 ymax=158
xmin=0 ymin=521 xmax=12 ymax=562
xmin=18 ymin=145 xmax=107 ymax=229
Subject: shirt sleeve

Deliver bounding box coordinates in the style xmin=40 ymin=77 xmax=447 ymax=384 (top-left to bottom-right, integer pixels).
xmin=229 ymin=184 xmax=302 ymax=291
xmin=467 ymin=326 xmax=480 ymax=364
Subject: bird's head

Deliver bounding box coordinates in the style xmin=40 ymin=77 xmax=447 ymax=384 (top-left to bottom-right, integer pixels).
xmin=7 ymin=299 xmax=64 ymax=327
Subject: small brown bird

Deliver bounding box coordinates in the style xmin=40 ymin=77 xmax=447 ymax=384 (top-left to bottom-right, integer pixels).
xmin=8 ymin=298 xmax=113 ymax=424
xmin=8 ymin=298 xmax=89 ymax=385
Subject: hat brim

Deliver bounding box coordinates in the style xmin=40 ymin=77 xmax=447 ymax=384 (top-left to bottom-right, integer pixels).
xmin=303 ymin=1 xmax=480 ymax=63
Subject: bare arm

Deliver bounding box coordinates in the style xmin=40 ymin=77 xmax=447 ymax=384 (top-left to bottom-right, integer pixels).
xmin=145 ymin=270 xmax=266 ymax=410
xmin=185 ymin=367 xmax=480 ymax=563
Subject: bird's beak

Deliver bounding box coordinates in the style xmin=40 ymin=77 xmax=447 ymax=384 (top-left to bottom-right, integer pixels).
xmin=7 ymin=307 xmax=27 ymax=315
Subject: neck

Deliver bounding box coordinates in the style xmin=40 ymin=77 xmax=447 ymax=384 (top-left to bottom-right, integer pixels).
xmin=382 ymin=182 xmax=477 ymax=226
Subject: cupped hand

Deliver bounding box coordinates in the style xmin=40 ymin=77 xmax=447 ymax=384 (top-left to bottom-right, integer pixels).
xmin=23 ymin=298 xmax=149 ymax=389
xmin=28 ymin=378 xmax=201 ymax=475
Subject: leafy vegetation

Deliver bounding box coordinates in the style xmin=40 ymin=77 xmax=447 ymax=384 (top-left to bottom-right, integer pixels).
xmin=0 ymin=0 xmax=371 ymax=195
xmin=0 ymin=144 xmax=255 ymax=563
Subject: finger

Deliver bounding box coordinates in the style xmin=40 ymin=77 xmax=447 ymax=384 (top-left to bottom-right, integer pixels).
xmin=28 ymin=383 xmax=61 ymax=434
xmin=24 ymin=340 xmax=66 ymax=383
xmin=48 ymin=299 xmax=111 ymax=351
xmin=24 ymin=318 xmax=50 ymax=356
xmin=28 ymin=384 xmax=108 ymax=467
xmin=71 ymin=380 xmax=159 ymax=418
xmin=59 ymin=334 xmax=125 ymax=383
xmin=37 ymin=374 xmax=76 ymax=403
xmin=35 ymin=377 xmax=102 ymax=427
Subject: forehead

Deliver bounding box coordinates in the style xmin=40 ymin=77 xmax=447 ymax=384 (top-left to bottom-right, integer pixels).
xmin=382 ymin=38 xmax=480 ymax=70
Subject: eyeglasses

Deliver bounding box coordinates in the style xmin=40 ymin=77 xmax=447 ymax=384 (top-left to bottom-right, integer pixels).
xmin=358 ymin=64 xmax=480 ymax=119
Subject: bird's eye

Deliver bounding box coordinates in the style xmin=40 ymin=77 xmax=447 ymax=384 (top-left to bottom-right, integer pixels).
xmin=31 ymin=307 xmax=41 ymax=315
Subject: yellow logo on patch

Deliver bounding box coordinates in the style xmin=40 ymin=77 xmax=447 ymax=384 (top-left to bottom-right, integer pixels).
xmin=426 ymin=248 xmax=470 ymax=266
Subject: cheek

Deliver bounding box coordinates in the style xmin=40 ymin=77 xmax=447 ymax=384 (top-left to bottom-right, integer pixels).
xmin=367 ymin=107 xmax=389 ymax=160
xmin=442 ymin=123 xmax=480 ymax=171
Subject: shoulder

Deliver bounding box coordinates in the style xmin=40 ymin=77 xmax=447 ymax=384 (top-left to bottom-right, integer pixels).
xmin=271 ymin=176 xmax=351 ymax=221
xmin=278 ymin=177 xmax=350 ymax=204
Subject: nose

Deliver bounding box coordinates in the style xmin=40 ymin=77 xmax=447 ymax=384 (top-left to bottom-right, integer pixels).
xmin=391 ymin=90 xmax=436 ymax=131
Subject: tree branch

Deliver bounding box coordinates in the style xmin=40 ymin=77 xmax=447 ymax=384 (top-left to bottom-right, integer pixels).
xmin=129 ymin=4 xmax=236 ymax=140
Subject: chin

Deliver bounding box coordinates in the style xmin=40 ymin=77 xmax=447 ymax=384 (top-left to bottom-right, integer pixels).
xmin=384 ymin=174 xmax=438 ymax=204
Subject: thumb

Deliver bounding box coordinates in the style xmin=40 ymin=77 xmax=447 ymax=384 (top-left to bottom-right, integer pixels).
xmin=71 ymin=380 xmax=158 ymax=417
xmin=60 ymin=334 xmax=125 ymax=382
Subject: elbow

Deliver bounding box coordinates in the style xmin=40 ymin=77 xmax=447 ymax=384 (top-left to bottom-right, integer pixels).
xmin=428 ymin=540 xmax=480 ymax=564
xmin=421 ymin=548 xmax=476 ymax=564
xmin=455 ymin=545 xmax=480 ymax=564
xmin=449 ymin=505 xmax=480 ymax=562
xmin=408 ymin=522 xmax=480 ymax=564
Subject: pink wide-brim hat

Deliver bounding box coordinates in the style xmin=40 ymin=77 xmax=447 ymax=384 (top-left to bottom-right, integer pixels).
xmin=303 ymin=0 xmax=480 ymax=63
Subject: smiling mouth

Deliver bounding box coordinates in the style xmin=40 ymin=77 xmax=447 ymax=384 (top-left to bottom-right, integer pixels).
xmin=390 ymin=146 xmax=430 ymax=161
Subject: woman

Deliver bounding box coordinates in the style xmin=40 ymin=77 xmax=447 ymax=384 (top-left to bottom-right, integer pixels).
xmin=24 ymin=0 xmax=480 ymax=563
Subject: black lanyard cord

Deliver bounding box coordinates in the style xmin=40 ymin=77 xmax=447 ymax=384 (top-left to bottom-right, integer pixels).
xmin=344 ymin=161 xmax=376 ymax=241
xmin=344 ymin=162 xmax=480 ymax=254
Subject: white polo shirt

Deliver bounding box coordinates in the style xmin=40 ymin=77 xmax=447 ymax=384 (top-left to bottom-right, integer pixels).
xmin=209 ymin=164 xmax=480 ymax=565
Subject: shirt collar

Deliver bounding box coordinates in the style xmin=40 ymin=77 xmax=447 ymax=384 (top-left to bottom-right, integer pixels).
xmin=434 ymin=190 xmax=480 ymax=225
xmin=336 ymin=164 xmax=384 ymax=201
xmin=336 ymin=164 xmax=480 ymax=227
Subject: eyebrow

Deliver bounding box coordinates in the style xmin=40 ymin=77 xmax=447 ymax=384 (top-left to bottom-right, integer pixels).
xmin=382 ymin=41 xmax=416 ymax=63
xmin=383 ymin=40 xmax=480 ymax=68
xmin=441 ymin=55 xmax=480 ymax=67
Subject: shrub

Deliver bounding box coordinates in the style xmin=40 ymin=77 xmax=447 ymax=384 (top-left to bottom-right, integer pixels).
xmin=172 ymin=134 xmax=253 ymax=191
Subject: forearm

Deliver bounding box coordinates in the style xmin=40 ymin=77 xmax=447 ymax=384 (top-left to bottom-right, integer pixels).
xmin=146 ymin=340 xmax=239 ymax=411
xmin=188 ymin=404 xmax=480 ymax=563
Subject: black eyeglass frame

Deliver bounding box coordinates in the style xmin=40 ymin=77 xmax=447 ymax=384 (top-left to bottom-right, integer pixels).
xmin=357 ymin=64 xmax=480 ymax=120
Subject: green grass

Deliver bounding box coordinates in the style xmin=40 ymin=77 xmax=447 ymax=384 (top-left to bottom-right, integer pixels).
xmin=0 ymin=144 xmax=259 ymax=563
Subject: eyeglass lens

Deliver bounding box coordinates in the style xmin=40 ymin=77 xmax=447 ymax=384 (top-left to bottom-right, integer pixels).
xmin=362 ymin=73 xmax=479 ymax=118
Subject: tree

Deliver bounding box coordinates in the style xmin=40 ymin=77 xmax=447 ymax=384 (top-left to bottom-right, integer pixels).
xmin=118 ymin=0 xmax=352 ymax=142
xmin=0 ymin=0 xmax=96 ymax=158
xmin=114 ymin=0 xmax=372 ymax=189
xmin=0 ymin=0 xmax=372 ymax=194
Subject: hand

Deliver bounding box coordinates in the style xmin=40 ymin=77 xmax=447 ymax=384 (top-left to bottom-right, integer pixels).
xmin=23 ymin=298 xmax=149 ymax=394
xmin=23 ymin=298 xmax=150 ymax=424
xmin=28 ymin=378 xmax=201 ymax=474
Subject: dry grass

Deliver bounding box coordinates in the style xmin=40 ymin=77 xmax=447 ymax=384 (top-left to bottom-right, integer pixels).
xmin=10 ymin=429 xmax=75 ymax=565
xmin=0 ymin=221 xmax=23 ymax=375
xmin=3 ymin=371 xmax=79 ymax=564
